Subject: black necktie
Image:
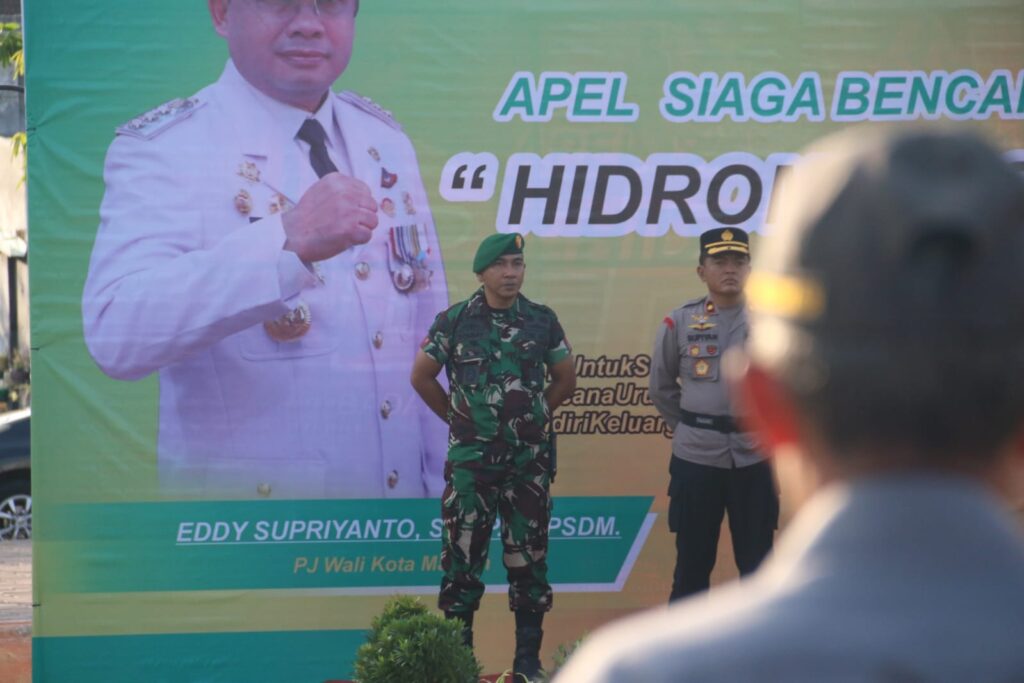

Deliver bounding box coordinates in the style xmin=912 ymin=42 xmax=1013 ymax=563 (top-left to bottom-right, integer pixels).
xmin=297 ymin=118 xmax=339 ymax=179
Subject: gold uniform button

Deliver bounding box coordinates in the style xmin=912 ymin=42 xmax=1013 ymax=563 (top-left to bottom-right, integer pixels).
xmin=256 ymin=483 xmax=272 ymax=497
xmin=387 ymin=470 xmax=399 ymax=489
xmin=355 ymin=262 xmax=370 ymax=280
xmin=373 ymin=332 xmax=384 ymax=349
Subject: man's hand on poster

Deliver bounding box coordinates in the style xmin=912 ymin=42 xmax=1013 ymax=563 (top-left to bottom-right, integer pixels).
xmin=282 ymin=173 xmax=379 ymax=262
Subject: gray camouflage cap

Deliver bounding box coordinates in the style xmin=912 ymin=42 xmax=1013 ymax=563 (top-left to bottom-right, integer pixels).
xmin=746 ymin=127 xmax=1024 ymax=370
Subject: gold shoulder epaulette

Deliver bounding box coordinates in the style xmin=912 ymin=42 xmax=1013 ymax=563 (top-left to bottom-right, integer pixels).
xmin=682 ymin=295 xmax=707 ymax=309
xmin=337 ymin=91 xmax=402 ymax=131
xmin=116 ymin=97 xmax=206 ymax=140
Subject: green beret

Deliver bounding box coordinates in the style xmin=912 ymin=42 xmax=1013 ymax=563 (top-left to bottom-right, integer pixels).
xmin=473 ymin=233 xmax=525 ymax=273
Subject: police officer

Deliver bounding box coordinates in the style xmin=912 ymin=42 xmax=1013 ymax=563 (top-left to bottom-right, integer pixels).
xmin=82 ymin=0 xmax=449 ymax=498
xmin=649 ymin=228 xmax=778 ymax=601
xmin=411 ymin=233 xmax=577 ymax=680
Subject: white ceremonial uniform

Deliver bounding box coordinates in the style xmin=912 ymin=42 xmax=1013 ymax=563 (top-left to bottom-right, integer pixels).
xmin=83 ymin=61 xmax=449 ymax=499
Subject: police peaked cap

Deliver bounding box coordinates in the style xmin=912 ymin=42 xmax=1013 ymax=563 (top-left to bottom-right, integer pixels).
xmin=700 ymin=227 xmax=750 ymax=258
xmin=473 ymin=233 xmax=525 ymax=273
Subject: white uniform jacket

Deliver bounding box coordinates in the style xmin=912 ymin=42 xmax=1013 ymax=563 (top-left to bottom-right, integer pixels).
xmin=83 ymin=62 xmax=449 ymax=500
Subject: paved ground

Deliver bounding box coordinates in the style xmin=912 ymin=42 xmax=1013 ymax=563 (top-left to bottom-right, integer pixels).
xmin=0 ymin=540 xmax=31 ymax=683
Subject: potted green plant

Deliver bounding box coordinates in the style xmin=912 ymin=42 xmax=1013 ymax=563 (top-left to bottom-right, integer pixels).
xmin=353 ymin=595 xmax=482 ymax=683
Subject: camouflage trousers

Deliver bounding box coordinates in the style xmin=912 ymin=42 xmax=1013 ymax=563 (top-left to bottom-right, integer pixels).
xmin=438 ymin=440 xmax=553 ymax=614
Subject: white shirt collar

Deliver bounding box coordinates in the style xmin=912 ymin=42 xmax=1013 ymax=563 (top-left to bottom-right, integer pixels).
xmin=221 ymin=59 xmax=337 ymax=148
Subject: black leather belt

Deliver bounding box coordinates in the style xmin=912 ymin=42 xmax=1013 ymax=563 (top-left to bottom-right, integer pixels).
xmin=678 ymin=408 xmax=738 ymax=434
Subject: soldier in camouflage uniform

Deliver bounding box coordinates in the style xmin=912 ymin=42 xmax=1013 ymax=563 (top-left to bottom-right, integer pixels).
xmin=411 ymin=232 xmax=577 ymax=681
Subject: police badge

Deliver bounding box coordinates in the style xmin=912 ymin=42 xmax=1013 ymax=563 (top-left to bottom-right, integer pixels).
xmin=688 ymin=313 xmax=716 ymax=331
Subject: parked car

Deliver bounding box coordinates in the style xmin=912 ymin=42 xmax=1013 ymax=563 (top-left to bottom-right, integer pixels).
xmin=0 ymin=407 xmax=30 ymax=540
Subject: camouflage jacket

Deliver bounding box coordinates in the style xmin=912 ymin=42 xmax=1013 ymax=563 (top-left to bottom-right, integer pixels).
xmin=422 ymin=288 xmax=571 ymax=446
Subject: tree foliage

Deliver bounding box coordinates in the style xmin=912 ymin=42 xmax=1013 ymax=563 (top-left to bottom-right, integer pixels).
xmin=0 ymin=22 xmax=22 ymax=77
xmin=0 ymin=22 xmax=24 ymax=162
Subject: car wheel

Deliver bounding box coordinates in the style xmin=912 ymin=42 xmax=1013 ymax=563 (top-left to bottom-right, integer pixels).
xmin=0 ymin=479 xmax=31 ymax=540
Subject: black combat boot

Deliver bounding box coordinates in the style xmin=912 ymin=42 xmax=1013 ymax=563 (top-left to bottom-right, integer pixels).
xmin=512 ymin=610 xmax=544 ymax=681
xmin=444 ymin=610 xmax=474 ymax=649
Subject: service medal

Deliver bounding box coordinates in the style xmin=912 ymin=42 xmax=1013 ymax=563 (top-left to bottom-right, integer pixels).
xmin=695 ymin=359 xmax=711 ymax=377
xmin=387 ymin=223 xmax=432 ymax=293
xmin=263 ymin=302 xmax=311 ymax=342
xmin=391 ymin=263 xmax=415 ymax=292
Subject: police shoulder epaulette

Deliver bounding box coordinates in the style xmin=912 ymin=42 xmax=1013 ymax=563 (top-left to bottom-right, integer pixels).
xmin=337 ymin=90 xmax=402 ymax=131
xmin=116 ymin=97 xmax=206 ymax=140
xmin=681 ymin=295 xmax=707 ymax=309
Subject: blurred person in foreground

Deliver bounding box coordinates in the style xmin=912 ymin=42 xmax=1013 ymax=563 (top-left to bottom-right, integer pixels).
xmin=556 ymin=127 xmax=1024 ymax=682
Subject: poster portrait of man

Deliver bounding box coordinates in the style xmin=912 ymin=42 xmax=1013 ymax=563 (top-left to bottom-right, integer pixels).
xmin=81 ymin=0 xmax=449 ymax=500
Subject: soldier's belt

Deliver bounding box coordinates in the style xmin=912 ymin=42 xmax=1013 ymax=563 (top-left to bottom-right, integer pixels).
xmin=678 ymin=408 xmax=738 ymax=434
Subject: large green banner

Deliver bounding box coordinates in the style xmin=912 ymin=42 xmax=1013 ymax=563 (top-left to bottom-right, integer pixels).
xmin=27 ymin=1 xmax=1024 ymax=680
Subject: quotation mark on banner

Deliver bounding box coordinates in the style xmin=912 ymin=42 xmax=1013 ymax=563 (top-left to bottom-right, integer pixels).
xmin=454 ymin=165 xmax=485 ymax=190
xmin=439 ymin=152 xmax=499 ymax=202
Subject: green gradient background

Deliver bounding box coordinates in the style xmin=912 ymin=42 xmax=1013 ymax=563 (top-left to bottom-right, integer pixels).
xmin=26 ymin=0 xmax=1024 ymax=679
